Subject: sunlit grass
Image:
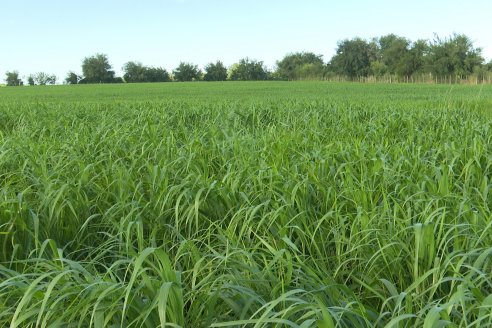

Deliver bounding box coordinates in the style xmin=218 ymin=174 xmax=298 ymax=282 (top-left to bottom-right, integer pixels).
xmin=0 ymin=82 xmax=491 ymax=327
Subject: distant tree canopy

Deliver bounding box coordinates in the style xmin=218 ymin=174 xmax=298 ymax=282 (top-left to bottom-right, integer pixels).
xmin=4 ymin=33 xmax=492 ymax=86
xmin=329 ymin=33 xmax=486 ymax=80
xmin=65 ymin=72 xmax=81 ymax=85
xmin=276 ymin=52 xmax=325 ymax=80
xmin=426 ymin=34 xmax=484 ymax=78
xmin=80 ymin=53 xmax=117 ymax=83
xmin=173 ymin=62 xmax=201 ymax=82
xmin=123 ymin=61 xmax=170 ymax=83
xmin=376 ymin=34 xmax=411 ymax=76
xmin=32 ymin=72 xmax=56 ymax=85
xmin=5 ymin=71 xmax=23 ymax=86
xmin=368 ymin=35 xmax=428 ymax=77
xmin=204 ymin=61 xmax=228 ymax=81
xmin=330 ymin=38 xmax=374 ymax=78
xmin=26 ymin=72 xmax=57 ymax=86
xmin=229 ymin=58 xmax=268 ymax=81
xmin=145 ymin=67 xmax=170 ymax=82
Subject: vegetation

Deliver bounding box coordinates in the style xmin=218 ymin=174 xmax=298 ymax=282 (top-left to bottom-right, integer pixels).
xmin=229 ymin=58 xmax=269 ymax=81
xmin=204 ymin=61 xmax=228 ymax=81
xmin=3 ymin=33 xmax=492 ymax=85
xmin=172 ymin=62 xmax=202 ymax=82
xmin=276 ymin=52 xmax=326 ymax=80
xmin=65 ymin=71 xmax=82 ymax=85
xmin=27 ymin=72 xmax=57 ymax=86
xmin=4 ymin=71 xmax=23 ymax=86
xmin=80 ymin=53 xmax=119 ymax=84
xmin=0 ymin=82 xmax=491 ymax=327
xmin=123 ymin=61 xmax=171 ymax=83
xmin=330 ymin=38 xmax=374 ymax=78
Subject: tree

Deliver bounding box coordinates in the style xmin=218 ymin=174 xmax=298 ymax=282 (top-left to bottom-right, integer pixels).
xmin=172 ymin=62 xmax=201 ymax=81
xmin=370 ymin=60 xmax=387 ymax=77
xmin=27 ymin=75 xmax=35 ymax=86
xmin=33 ymin=72 xmax=56 ymax=85
xmin=65 ymin=72 xmax=81 ymax=84
xmin=5 ymin=71 xmax=23 ymax=86
xmin=403 ymin=39 xmax=429 ymax=76
xmin=144 ymin=67 xmax=170 ymax=82
xmin=329 ymin=38 xmax=373 ymax=78
xmin=229 ymin=58 xmax=268 ymax=81
xmin=427 ymin=34 xmax=484 ymax=79
xmin=123 ymin=61 xmax=146 ymax=82
xmin=487 ymin=60 xmax=492 ymax=71
xmin=377 ymin=34 xmax=411 ymax=76
xmin=368 ymin=36 xmax=429 ymax=78
xmin=276 ymin=52 xmax=325 ymax=80
xmin=123 ymin=61 xmax=170 ymax=82
xmin=204 ymin=61 xmax=228 ymax=81
xmin=81 ymin=53 xmax=116 ymax=83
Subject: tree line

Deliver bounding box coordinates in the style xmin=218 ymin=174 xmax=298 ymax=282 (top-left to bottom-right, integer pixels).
xmin=4 ymin=33 xmax=492 ymax=86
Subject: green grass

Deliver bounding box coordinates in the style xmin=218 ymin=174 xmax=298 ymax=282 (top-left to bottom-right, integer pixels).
xmin=1 ymin=82 xmax=491 ymax=327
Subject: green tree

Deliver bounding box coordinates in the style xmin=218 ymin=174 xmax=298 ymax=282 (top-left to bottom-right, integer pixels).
xmin=122 ymin=61 xmax=147 ymax=82
xmin=276 ymin=52 xmax=325 ymax=80
xmin=34 ymin=72 xmax=56 ymax=85
xmin=405 ymin=39 xmax=429 ymax=75
xmin=330 ymin=38 xmax=372 ymax=78
xmin=123 ymin=62 xmax=170 ymax=83
xmin=5 ymin=71 xmax=23 ymax=86
xmin=229 ymin=58 xmax=268 ymax=81
xmin=383 ymin=39 xmax=430 ymax=78
xmin=65 ymin=72 xmax=81 ymax=85
xmin=144 ymin=67 xmax=170 ymax=82
xmin=427 ymin=34 xmax=484 ymax=79
xmin=27 ymin=75 xmax=35 ymax=86
xmin=370 ymin=60 xmax=387 ymax=77
xmin=204 ymin=61 xmax=228 ymax=81
xmin=377 ymin=34 xmax=410 ymax=76
xmin=81 ymin=53 xmax=116 ymax=83
xmin=486 ymin=60 xmax=492 ymax=71
xmin=172 ymin=62 xmax=201 ymax=81
xmin=454 ymin=35 xmax=484 ymax=77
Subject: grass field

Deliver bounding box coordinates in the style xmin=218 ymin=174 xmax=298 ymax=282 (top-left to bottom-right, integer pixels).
xmin=1 ymin=82 xmax=491 ymax=327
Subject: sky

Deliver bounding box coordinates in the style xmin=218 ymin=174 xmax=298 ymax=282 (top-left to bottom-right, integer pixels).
xmin=1 ymin=0 xmax=491 ymax=81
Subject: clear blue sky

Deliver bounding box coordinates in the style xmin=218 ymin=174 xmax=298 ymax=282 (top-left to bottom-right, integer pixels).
xmin=1 ymin=0 xmax=491 ymax=81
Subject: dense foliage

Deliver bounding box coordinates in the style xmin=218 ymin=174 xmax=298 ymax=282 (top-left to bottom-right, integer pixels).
xmin=172 ymin=62 xmax=202 ymax=82
xmin=228 ymin=58 xmax=269 ymax=81
xmin=28 ymin=72 xmax=57 ymax=85
xmin=123 ymin=61 xmax=170 ymax=83
xmin=80 ymin=53 xmax=119 ymax=84
xmin=4 ymin=71 xmax=23 ymax=86
xmin=329 ymin=33 xmax=489 ymax=81
xmin=276 ymin=52 xmax=325 ymax=80
xmin=65 ymin=71 xmax=81 ymax=85
xmin=204 ymin=61 xmax=228 ymax=81
xmin=0 ymin=82 xmax=491 ymax=327
xmin=6 ymin=33 xmax=491 ymax=85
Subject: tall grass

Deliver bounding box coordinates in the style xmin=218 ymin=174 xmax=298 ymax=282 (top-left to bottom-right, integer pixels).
xmin=0 ymin=82 xmax=491 ymax=327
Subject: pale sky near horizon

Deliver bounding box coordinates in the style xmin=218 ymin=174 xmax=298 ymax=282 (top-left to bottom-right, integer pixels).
xmin=1 ymin=0 xmax=491 ymax=82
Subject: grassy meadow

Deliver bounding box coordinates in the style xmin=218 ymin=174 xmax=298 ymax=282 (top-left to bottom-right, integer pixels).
xmin=0 ymin=82 xmax=491 ymax=327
